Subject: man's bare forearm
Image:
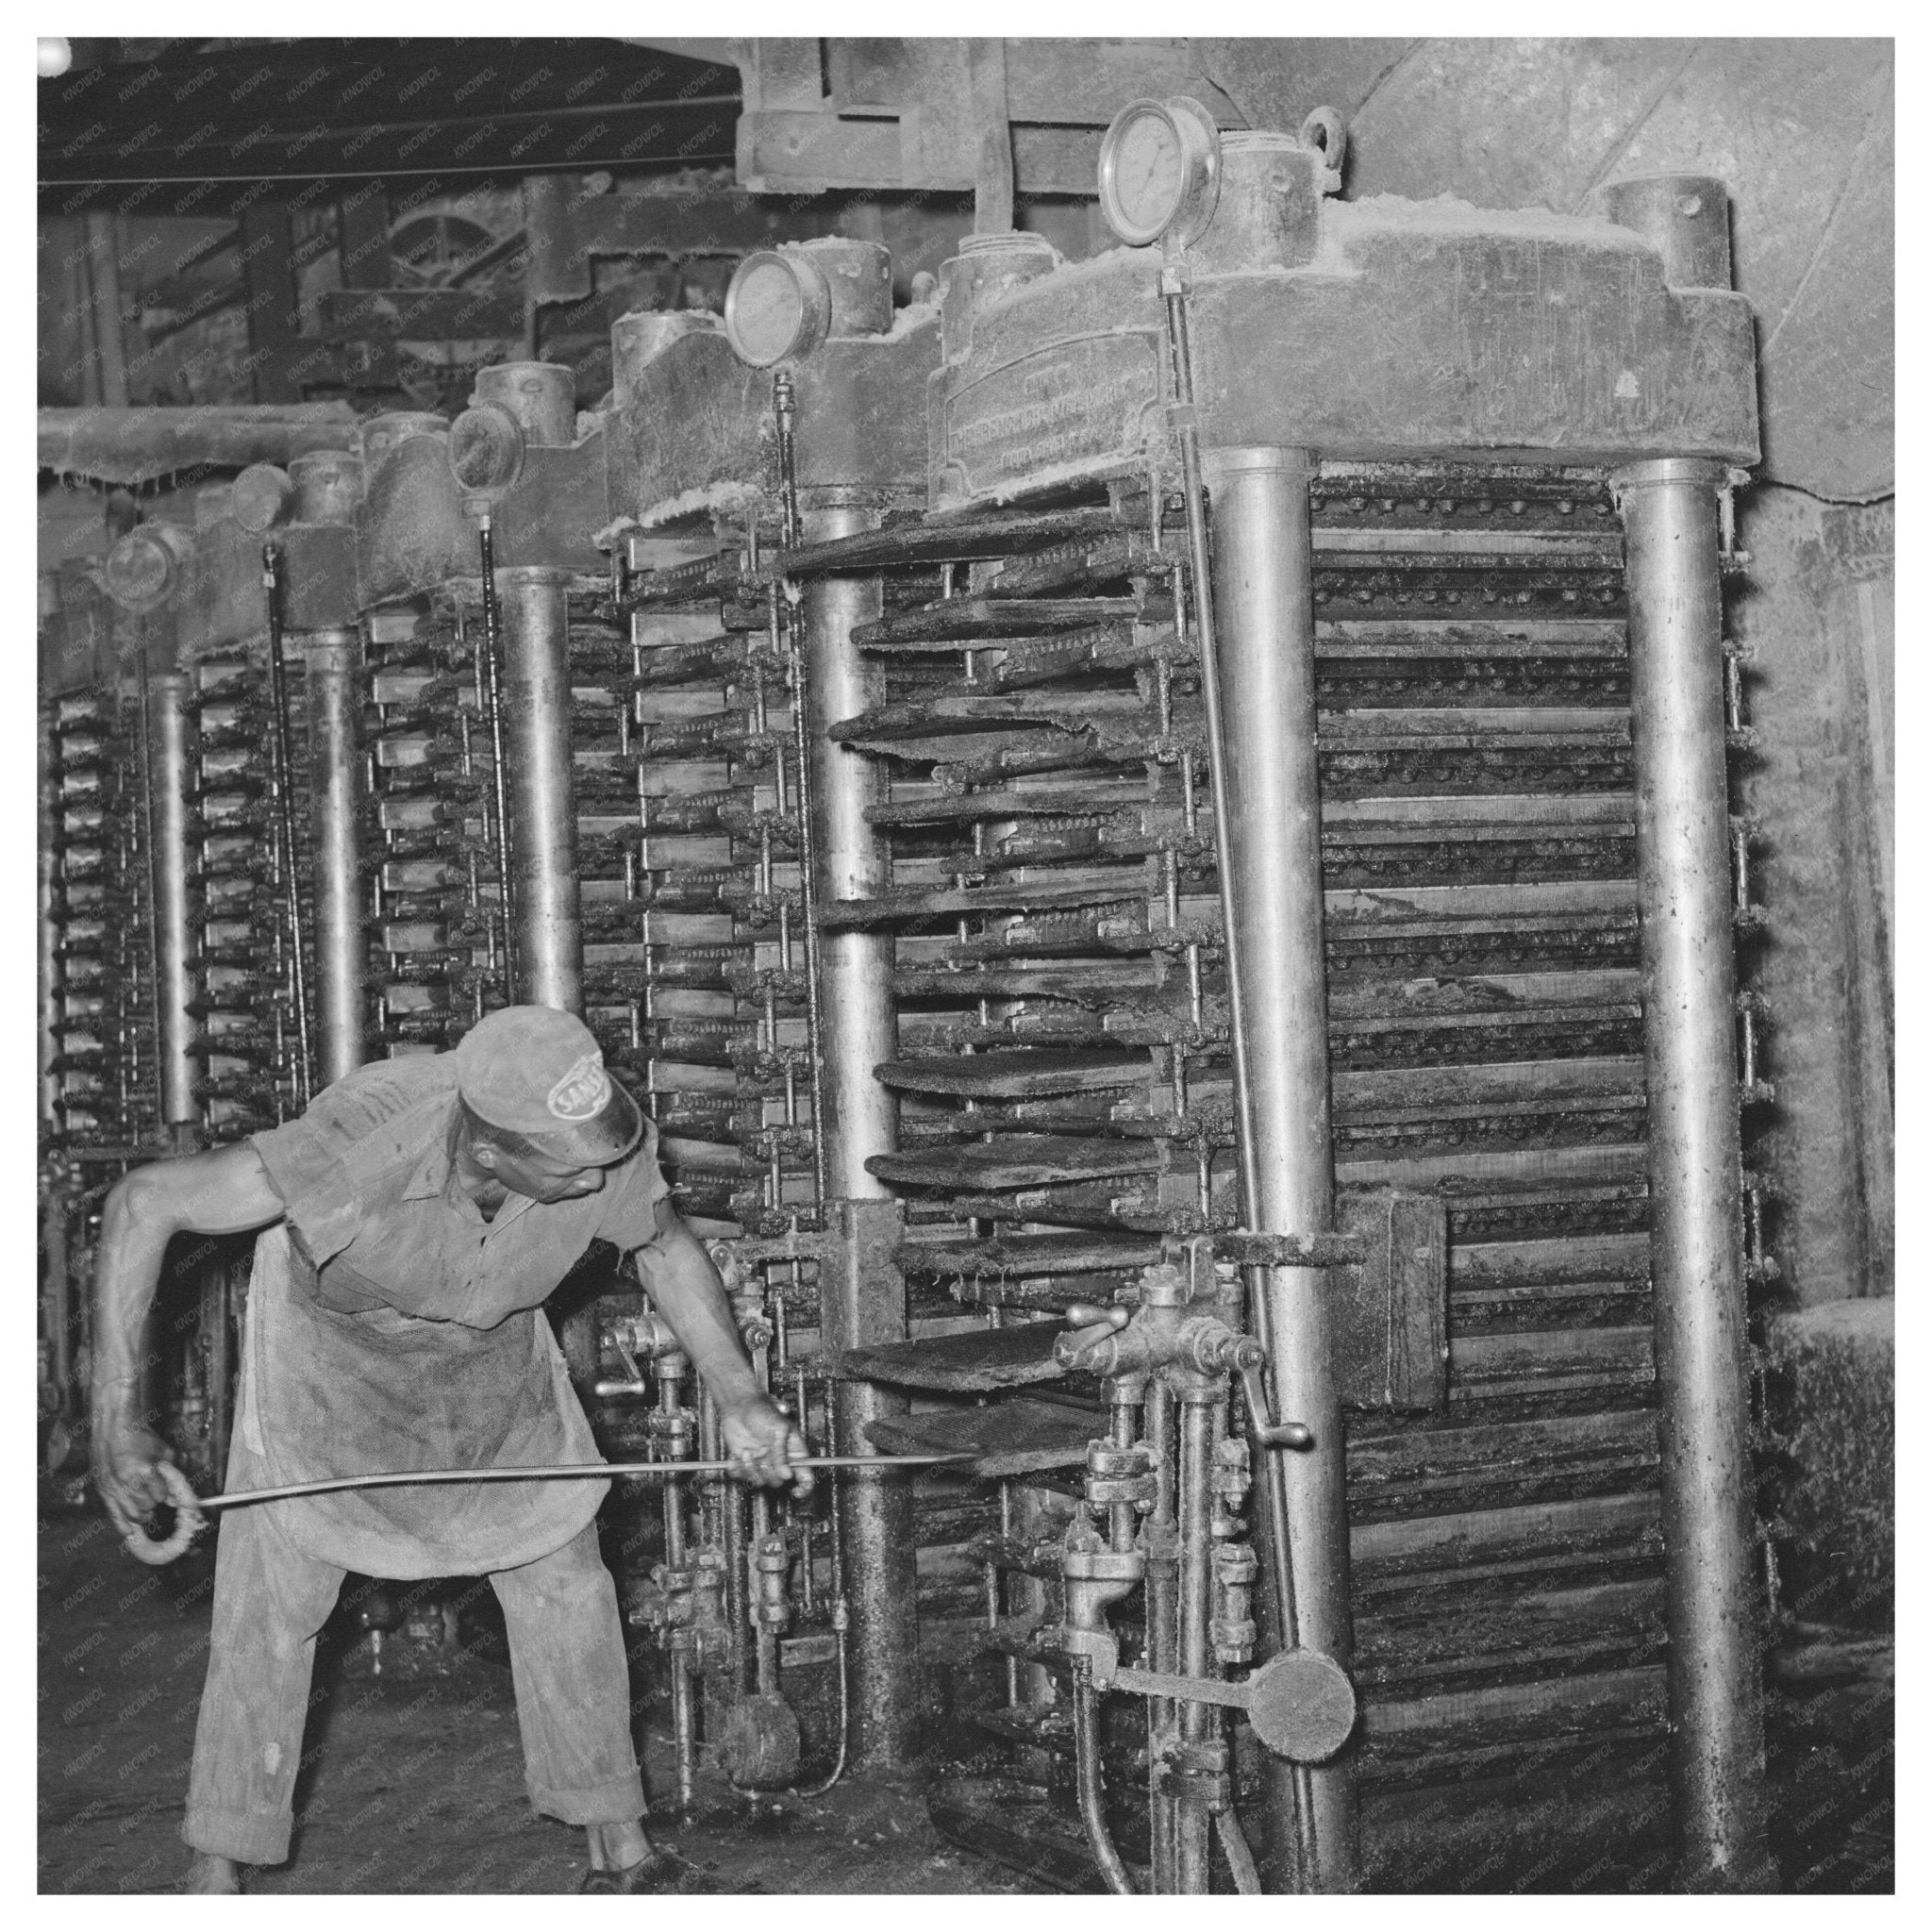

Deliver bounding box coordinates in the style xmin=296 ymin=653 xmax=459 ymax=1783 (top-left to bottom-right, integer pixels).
xmin=631 ymin=1210 xmax=763 ymax=1411
xmin=89 ymin=1176 xmax=177 ymax=1429
xmin=89 ymin=1144 xmax=285 ymax=1436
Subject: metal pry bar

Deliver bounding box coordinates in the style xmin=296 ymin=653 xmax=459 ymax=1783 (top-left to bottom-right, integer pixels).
xmin=189 ymin=1452 xmax=975 ymax=1512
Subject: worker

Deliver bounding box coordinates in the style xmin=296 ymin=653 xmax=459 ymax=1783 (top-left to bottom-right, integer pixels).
xmin=88 ymin=1005 xmax=808 ymax=1895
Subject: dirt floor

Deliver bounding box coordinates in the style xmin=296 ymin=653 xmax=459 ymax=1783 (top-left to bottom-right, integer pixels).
xmin=36 ymin=1490 xmax=1042 ymax=1896
xmin=39 ymin=1487 xmax=1892 ymax=1895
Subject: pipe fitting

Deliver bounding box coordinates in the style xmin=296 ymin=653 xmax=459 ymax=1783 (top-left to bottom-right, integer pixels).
xmin=1180 ymin=1315 xmax=1264 ymax=1376
xmin=230 ymin=463 xmax=295 ymax=535
xmin=645 ymin=1407 xmax=695 ymax=1459
xmin=471 ymin=360 xmax=576 ymax=447
xmin=1083 ymin=1439 xmax=1158 ymax=1515
xmin=359 ymin=410 xmax=448 ymax=475
xmin=689 ymin=1547 xmax=734 ymax=1672
xmin=752 ymin=1529 xmax=792 ymax=1633
xmin=1212 ymin=1435 xmax=1253 ymax=1527
xmin=936 ymin=231 xmax=1060 ymax=368
xmin=1060 ymin=1521 xmax=1145 ymax=1686
xmin=1190 ymin=129 xmax=1329 ymax=275
xmin=1211 ymin=1542 xmax=1260 ymax=1664
xmin=608 ymin=1308 xmax=686 ymax=1363
xmin=288 ymin=448 xmax=363 ymax=525
xmin=1594 ymin=174 xmax=1735 ymax=291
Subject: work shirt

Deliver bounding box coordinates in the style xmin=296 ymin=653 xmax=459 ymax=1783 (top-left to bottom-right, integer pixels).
xmin=230 ymin=1054 xmax=670 ymax=1577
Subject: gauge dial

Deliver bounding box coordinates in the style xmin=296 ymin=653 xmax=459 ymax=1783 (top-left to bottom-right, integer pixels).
xmin=1099 ymin=96 xmax=1223 ymax=249
xmin=447 ymin=403 xmax=525 ymax=498
xmin=724 ymin=252 xmax=832 ymax=369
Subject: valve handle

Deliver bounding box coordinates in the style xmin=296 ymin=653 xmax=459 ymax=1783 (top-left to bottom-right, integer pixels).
xmin=1064 ymin=1303 xmax=1130 ymax=1333
xmin=1239 ymin=1362 xmax=1315 ymax=1452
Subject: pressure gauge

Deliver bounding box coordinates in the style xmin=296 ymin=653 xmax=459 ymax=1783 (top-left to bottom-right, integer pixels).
xmin=1098 ymin=95 xmax=1223 ymax=249
xmin=447 ymin=402 xmax=526 ymax=500
xmin=724 ymin=250 xmax=834 ymax=368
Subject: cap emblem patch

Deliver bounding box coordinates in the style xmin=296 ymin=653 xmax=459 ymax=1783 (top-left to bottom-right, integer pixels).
xmin=546 ymin=1052 xmax=610 ymax=1122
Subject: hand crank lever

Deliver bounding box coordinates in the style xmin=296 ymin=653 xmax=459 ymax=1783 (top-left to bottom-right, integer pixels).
xmin=1239 ymin=1361 xmax=1315 ymax=1452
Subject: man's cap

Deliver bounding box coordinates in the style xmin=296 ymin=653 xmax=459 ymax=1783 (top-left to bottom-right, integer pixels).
xmin=453 ymin=1006 xmax=644 ymax=1165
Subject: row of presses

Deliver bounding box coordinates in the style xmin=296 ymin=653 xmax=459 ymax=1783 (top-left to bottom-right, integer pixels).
xmin=40 ymin=104 xmax=1778 ymax=1892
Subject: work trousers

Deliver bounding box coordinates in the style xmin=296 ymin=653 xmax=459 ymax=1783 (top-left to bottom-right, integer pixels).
xmin=181 ymin=1502 xmax=645 ymax=1865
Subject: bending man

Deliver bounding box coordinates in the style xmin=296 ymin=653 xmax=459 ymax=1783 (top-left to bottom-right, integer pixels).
xmin=90 ymin=1005 xmax=806 ymax=1894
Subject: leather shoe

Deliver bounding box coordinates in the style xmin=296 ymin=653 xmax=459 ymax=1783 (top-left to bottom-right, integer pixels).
xmin=579 ymin=1847 xmax=717 ymax=1894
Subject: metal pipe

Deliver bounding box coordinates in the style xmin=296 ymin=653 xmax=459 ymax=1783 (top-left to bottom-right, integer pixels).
xmin=260 ymin=547 xmax=315 ymax=1104
xmin=301 ymin=630 xmax=365 ymax=1086
xmin=820 ymin=1203 xmax=920 ymax=1769
xmin=1162 ymin=284 xmax=1324 ymax=1891
xmin=1214 ymin=1806 xmax=1262 ymax=1895
xmin=658 ymin=1362 xmax=690 ymax=1568
xmin=1073 ymin=1660 xmax=1138 ymax=1896
xmin=797 ymin=1375 xmax=852 ymax=1799
xmin=131 ymin=656 xmax=166 ymax=1135
xmin=1107 ymin=1382 xmax=1141 ymax=1553
xmin=1202 ymin=442 xmax=1357 ymax=1890
xmin=1614 ymin=457 xmax=1770 ymax=1888
xmin=1142 ymin=1377 xmax=1179 ymax=1891
xmin=184 ymin=1452 xmax=965 ymax=1514
xmin=472 ymin=539 xmax=520 ymax=997
xmin=702 ymin=1390 xmax=752 ymax=1694
xmin=669 ymin=1653 xmax=696 ymax=1812
xmin=751 ymin=1490 xmax=781 ymax=1695
xmin=38 ymin=403 xmax=356 ymax=487
xmin=144 ymin=671 xmax=200 ymax=1135
xmin=778 ymin=584 xmax=833 ymax=1212
xmin=1174 ymin=1391 xmax=1218 ymax=1893
xmin=496 ymin=564 xmax=582 ymax=1013
xmin=798 ymin=503 xmax=919 ymax=1769
xmin=795 ymin=1618 xmax=851 ymax=1798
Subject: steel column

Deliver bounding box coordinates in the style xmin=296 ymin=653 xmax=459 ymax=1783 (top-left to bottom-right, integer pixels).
xmin=301 ymin=630 xmax=367 ymax=1086
xmin=1615 ymin=457 xmax=1770 ymax=1888
xmin=1203 ymin=445 xmax=1357 ymax=1890
xmin=146 ymin=671 xmax=200 ymax=1137
xmin=798 ymin=503 xmax=918 ymax=1768
xmin=497 ymin=566 xmax=583 ymax=1014
xmin=800 ymin=511 xmax=901 ymax=1189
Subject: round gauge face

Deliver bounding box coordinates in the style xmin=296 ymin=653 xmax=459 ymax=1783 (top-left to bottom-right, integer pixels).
xmin=1108 ymin=107 xmax=1186 ymax=242
xmin=448 ymin=405 xmax=524 ymax=496
xmin=727 ymin=257 xmax=808 ymax=368
xmin=1100 ymin=96 xmax=1224 ymax=250
xmin=104 ymin=532 xmax=174 ymax=612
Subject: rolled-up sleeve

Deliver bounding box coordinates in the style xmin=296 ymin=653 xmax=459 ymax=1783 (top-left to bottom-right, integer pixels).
xmin=249 ymin=1059 xmax=444 ymax=1267
xmin=591 ymin=1120 xmax=672 ymax=1255
xmin=249 ymin=1113 xmax=362 ymax=1266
